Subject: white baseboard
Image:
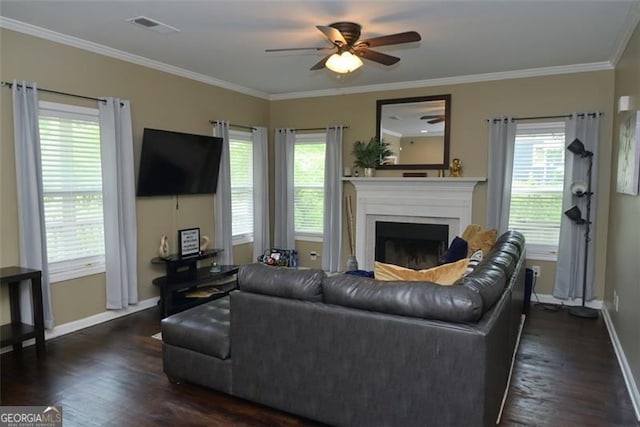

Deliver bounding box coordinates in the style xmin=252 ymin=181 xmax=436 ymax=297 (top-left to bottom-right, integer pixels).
xmin=1 ymin=297 xmax=159 ymax=354
xmin=531 ymin=293 xmax=603 ymax=309
xmin=602 ymin=306 xmax=640 ymax=422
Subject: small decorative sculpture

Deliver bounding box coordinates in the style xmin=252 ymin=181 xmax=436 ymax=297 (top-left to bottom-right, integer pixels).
xmin=449 ymin=158 xmax=462 ymax=177
xmin=200 ymin=235 xmax=210 ymax=252
xmin=159 ymin=235 xmax=170 ymax=258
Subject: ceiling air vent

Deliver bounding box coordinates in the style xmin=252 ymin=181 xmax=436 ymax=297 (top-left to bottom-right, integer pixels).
xmin=126 ymin=16 xmax=180 ymax=34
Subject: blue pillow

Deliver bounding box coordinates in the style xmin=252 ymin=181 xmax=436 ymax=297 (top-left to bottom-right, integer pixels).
xmin=440 ymin=236 xmax=468 ymax=264
xmin=345 ymin=270 xmax=375 ymax=278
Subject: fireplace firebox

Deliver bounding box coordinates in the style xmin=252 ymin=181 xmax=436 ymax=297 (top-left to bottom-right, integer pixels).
xmin=375 ymin=222 xmax=448 ymax=270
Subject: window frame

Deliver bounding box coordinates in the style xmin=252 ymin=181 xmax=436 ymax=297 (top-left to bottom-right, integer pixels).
xmin=509 ymin=121 xmax=566 ymax=261
xmin=228 ymin=129 xmax=254 ymax=246
xmin=293 ymin=133 xmax=326 ymax=242
xmin=38 ymin=101 xmax=105 ymax=283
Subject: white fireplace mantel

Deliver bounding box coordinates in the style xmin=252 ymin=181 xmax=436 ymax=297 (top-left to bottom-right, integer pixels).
xmin=343 ymin=177 xmax=486 ymax=270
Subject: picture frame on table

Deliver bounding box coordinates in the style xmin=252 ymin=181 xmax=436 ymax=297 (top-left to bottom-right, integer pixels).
xmin=178 ymin=228 xmax=200 ymax=257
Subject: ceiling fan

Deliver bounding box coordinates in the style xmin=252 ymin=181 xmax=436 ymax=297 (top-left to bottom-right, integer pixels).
xmin=265 ymin=22 xmax=421 ymax=73
xmin=420 ymin=115 xmax=446 ymax=124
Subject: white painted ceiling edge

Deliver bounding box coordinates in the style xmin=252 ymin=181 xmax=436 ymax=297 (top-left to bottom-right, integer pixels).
xmin=1 ymin=3 xmax=638 ymax=102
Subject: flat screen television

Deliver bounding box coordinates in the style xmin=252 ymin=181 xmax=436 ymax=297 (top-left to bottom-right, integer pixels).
xmin=137 ymin=128 xmax=223 ymax=197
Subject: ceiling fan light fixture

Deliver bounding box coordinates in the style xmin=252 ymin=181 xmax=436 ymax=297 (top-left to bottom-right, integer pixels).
xmin=325 ymin=51 xmax=363 ymax=74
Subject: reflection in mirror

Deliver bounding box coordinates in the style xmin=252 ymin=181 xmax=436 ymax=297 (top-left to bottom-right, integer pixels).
xmin=376 ymin=94 xmax=450 ymax=170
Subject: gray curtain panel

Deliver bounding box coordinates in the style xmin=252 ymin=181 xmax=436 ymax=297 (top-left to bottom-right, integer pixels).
xmin=274 ymin=128 xmax=296 ymax=249
xmin=322 ymin=126 xmax=343 ymax=272
xmin=554 ymin=112 xmax=600 ymax=301
xmin=11 ymin=80 xmax=55 ymax=329
xmin=213 ymin=121 xmax=234 ymax=265
xmin=99 ymin=98 xmax=138 ymax=309
xmin=486 ymin=117 xmax=517 ymax=233
xmin=251 ymin=127 xmax=271 ymax=261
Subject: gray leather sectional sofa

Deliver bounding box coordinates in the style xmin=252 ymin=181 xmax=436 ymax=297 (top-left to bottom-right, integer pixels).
xmin=162 ymin=230 xmax=526 ymax=427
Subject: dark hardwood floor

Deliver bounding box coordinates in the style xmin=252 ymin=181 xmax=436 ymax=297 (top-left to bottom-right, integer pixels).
xmin=1 ymin=303 xmax=638 ymax=426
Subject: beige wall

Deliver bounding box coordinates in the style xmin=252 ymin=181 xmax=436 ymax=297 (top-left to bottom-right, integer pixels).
xmin=270 ymin=70 xmax=615 ymax=295
xmin=0 ymin=29 xmax=268 ymax=324
xmin=0 ymin=27 xmax=620 ymax=327
xmin=606 ymin=22 xmax=640 ymax=394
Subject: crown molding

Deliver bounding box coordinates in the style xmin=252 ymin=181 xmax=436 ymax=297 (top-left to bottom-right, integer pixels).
xmin=0 ymin=17 xmax=270 ymax=100
xmin=269 ymin=62 xmax=614 ymax=100
xmin=609 ymin=1 xmax=640 ymax=66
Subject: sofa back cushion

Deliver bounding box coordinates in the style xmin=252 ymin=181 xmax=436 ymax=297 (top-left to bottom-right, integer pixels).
xmin=238 ymin=263 xmax=325 ymax=302
xmin=323 ymin=274 xmax=484 ymax=323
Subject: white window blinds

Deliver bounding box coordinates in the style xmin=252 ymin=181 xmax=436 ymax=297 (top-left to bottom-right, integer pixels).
xmin=294 ymin=133 xmax=326 ymax=237
xmin=229 ymin=130 xmax=254 ymax=243
xmin=38 ymin=101 xmax=105 ymax=282
xmin=508 ymin=122 xmax=565 ymax=257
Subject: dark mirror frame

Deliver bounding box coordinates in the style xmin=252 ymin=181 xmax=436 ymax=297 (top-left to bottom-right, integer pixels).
xmin=376 ymin=94 xmax=451 ymax=170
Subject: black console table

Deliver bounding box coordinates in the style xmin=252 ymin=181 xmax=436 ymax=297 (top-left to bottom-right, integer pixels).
xmin=0 ymin=266 xmax=46 ymax=355
xmin=151 ymin=250 xmax=238 ymax=317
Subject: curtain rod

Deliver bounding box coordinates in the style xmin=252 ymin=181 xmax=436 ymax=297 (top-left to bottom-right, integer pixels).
xmin=1 ymin=80 xmax=107 ymax=104
xmin=487 ymin=112 xmax=602 ymax=123
xmin=278 ymin=126 xmax=350 ymax=132
xmin=209 ymin=120 xmax=257 ymax=131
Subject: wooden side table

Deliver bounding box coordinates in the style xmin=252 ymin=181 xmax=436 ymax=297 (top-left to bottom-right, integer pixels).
xmin=0 ymin=266 xmax=46 ymax=355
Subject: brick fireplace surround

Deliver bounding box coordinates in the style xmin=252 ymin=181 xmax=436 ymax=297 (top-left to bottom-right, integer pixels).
xmin=344 ymin=177 xmax=486 ymax=271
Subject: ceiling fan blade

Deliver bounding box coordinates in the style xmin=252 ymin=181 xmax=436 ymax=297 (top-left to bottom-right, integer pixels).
xmin=310 ymin=54 xmax=333 ymax=71
xmin=316 ymin=25 xmax=347 ymax=46
xmin=356 ymin=48 xmax=400 ymax=66
xmin=359 ymin=31 xmax=421 ymax=48
xmin=265 ymin=47 xmax=333 ymax=52
xmin=420 ymin=115 xmax=445 ymax=124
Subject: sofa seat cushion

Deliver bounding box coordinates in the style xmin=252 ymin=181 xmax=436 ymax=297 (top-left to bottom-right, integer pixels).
xmin=161 ymin=297 xmax=231 ymax=359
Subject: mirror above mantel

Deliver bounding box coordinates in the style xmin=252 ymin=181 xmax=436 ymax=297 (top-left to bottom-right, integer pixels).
xmin=376 ymin=94 xmax=451 ymax=170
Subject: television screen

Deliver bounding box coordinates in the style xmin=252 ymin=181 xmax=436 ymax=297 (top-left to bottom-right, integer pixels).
xmin=136 ymin=128 xmax=223 ymax=197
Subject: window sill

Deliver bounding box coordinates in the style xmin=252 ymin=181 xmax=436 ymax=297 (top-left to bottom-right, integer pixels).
xmin=50 ymin=264 xmax=105 ymax=283
xmin=525 ymin=246 xmax=558 ymax=262
xmin=295 ymin=234 xmax=323 ymax=243
xmin=232 ymin=234 xmax=254 ymax=246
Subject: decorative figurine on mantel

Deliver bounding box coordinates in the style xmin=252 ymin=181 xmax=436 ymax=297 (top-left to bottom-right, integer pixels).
xmin=159 ymin=235 xmax=170 ymax=258
xmin=449 ymin=158 xmax=462 ymax=177
xmin=200 ymin=235 xmax=210 ymax=253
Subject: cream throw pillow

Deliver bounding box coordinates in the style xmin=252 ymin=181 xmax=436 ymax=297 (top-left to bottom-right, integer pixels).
xmin=462 ymin=224 xmax=498 ymax=257
xmin=374 ymin=258 xmax=469 ymax=285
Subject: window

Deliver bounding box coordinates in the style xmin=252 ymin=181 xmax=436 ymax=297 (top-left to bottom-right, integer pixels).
xmin=508 ymin=122 xmax=566 ymax=260
xmin=294 ymin=133 xmax=326 ymax=240
xmin=229 ymin=130 xmax=253 ymax=244
xmin=38 ymin=101 xmax=104 ymax=282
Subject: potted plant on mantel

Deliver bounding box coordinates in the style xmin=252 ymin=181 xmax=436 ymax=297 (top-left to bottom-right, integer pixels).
xmin=351 ymin=137 xmax=392 ymax=177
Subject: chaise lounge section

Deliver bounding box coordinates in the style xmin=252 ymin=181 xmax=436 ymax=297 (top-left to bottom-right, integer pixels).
xmin=162 ymin=230 xmax=526 ymax=426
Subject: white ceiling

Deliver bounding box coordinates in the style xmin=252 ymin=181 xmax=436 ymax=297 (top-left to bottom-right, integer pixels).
xmin=1 ymin=1 xmax=639 ymax=99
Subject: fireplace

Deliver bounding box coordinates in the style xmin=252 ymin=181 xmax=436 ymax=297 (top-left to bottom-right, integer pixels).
xmin=345 ymin=177 xmax=485 ymax=270
xmin=375 ymin=222 xmax=448 ymax=269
